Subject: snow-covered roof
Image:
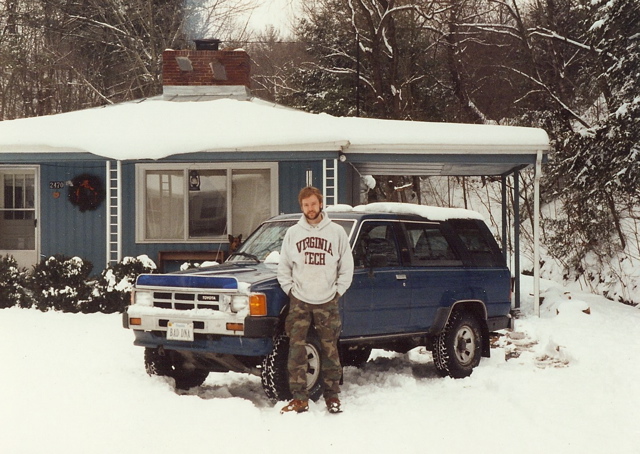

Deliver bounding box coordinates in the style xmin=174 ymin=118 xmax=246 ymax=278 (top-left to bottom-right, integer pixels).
xmin=326 ymin=202 xmax=485 ymax=221
xmin=0 ymin=95 xmax=549 ymax=175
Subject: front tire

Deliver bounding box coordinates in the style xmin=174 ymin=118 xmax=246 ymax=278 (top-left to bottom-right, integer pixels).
xmin=433 ymin=311 xmax=483 ymax=378
xmin=144 ymin=347 xmax=209 ymax=390
xmin=261 ymin=333 xmax=323 ymax=402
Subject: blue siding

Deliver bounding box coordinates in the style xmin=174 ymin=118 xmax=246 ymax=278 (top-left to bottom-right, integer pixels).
xmin=32 ymin=154 xmax=342 ymax=273
xmin=39 ymin=161 xmax=107 ymax=270
xmin=278 ymin=160 xmax=324 ymax=214
xmin=278 ymin=160 xmax=350 ymax=212
xmin=338 ymin=161 xmax=351 ymax=204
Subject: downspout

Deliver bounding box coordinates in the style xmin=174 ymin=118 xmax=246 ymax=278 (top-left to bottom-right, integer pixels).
xmin=534 ymin=150 xmax=542 ymax=316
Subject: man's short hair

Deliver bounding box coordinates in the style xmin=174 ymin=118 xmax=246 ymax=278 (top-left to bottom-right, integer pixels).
xmin=298 ymin=186 xmax=323 ymax=206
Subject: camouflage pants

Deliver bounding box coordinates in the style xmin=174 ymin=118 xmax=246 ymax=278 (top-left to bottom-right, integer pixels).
xmin=285 ymin=293 xmax=342 ymax=401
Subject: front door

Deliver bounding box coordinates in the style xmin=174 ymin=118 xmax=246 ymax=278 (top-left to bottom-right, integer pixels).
xmin=341 ymin=221 xmax=411 ymax=337
xmin=0 ymin=167 xmax=38 ymax=268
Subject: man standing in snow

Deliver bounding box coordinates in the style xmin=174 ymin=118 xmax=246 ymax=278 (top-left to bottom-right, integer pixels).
xmin=277 ymin=186 xmax=354 ymax=414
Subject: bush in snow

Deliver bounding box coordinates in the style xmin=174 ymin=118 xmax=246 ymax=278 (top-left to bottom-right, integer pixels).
xmin=27 ymin=255 xmax=93 ymax=313
xmin=0 ymin=255 xmax=30 ymax=309
xmin=84 ymin=255 xmax=156 ymax=314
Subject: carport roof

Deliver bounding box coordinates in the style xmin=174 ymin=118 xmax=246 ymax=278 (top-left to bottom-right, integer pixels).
xmin=0 ymin=95 xmax=549 ymax=176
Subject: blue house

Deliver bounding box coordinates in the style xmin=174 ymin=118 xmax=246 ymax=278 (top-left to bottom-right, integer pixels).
xmin=0 ymin=44 xmax=549 ymax=303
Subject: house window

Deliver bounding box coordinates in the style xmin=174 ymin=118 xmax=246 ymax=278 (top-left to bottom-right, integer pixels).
xmin=137 ymin=163 xmax=278 ymax=243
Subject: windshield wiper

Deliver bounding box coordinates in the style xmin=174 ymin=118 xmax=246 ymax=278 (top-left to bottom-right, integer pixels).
xmin=229 ymin=251 xmax=261 ymax=263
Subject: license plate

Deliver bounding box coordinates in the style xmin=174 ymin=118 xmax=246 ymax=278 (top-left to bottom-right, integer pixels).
xmin=167 ymin=322 xmax=194 ymax=341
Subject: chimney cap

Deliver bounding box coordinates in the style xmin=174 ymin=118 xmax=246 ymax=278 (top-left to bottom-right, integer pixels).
xmin=194 ymin=38 xmax=221 ymax=51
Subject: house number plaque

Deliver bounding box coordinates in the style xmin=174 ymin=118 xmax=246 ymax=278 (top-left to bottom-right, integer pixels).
xmin=49 ymin=181 xmax=66 ymax=189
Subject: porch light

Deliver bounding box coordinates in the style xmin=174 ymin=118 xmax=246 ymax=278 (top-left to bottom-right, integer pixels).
xmin=189 ymin=170 xmax=201 ymax=191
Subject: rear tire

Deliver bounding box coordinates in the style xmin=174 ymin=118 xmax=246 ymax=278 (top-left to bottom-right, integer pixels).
xmin=340 ymin=345 xmax=372 ymax=368
xmin=432 ymin=311 xmax=482 ymax=379
xmin=261 ymin=333 xmax=323 ymax=402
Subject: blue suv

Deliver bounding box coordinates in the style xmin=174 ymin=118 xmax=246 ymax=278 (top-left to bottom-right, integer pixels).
xmin=124 ymin=203 xmax=512 ymax=400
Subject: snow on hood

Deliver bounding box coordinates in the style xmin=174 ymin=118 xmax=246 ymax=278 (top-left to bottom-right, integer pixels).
xmin=0 ymin=97 xmax=549 ymax=161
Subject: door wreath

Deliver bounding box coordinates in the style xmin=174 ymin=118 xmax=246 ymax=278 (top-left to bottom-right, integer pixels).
xmin=68 ymin=173 xmax=105 ymax=212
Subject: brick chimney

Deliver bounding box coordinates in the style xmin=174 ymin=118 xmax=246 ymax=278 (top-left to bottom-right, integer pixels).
xmin=162 ymin=39 xmax=251 ymax=99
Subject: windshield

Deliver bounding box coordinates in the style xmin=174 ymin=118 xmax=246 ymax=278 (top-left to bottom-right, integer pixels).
xmin=228 ymin=220 xmax=295 ymax=262
xmin=228 ymin=218 xmax=356 ymax=262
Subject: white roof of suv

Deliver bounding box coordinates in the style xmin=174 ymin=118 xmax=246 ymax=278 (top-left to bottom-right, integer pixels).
xmin=326 ymin=202 xmax=485 ymax=221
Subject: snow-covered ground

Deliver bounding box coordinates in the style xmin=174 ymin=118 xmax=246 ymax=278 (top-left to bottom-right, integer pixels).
xmin=2 ymin=276 xmax=639 ymax=454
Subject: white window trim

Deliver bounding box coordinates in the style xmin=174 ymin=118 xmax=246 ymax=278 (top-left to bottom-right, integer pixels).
xmin=0 ymin=165 xmax=40 ymax=267
xmin=135 ymin=162 xmax=278 ymax=243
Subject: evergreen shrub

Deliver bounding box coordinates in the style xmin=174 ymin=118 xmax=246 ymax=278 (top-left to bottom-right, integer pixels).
xmin=85 ymin=255 xmax=156 ymax=314
xmin=27 ymin=255 xmax=93 ymax=313
xmin=0 ymin=255 xmax=30 ymax=309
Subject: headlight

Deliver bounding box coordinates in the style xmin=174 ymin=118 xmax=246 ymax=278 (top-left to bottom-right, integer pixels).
xmin=230 ymin=295 xmax=249 ymax=313
xmin=135 ymin=291 xmax=153 ymax=307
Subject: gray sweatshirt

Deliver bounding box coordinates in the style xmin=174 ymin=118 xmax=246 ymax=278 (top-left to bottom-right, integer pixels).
xmin=277 ymin=212 xmax=354 ymax=305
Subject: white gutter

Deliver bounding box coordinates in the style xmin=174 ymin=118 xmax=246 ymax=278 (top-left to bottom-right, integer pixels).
xmin=203 ymin=140 xmax=350 ymax=153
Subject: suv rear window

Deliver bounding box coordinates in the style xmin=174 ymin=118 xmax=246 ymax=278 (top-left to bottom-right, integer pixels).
xmin=449 ymin=219 xmax=505 ymax=267
xmin=404 ymin=222 xmax=461 ymax=266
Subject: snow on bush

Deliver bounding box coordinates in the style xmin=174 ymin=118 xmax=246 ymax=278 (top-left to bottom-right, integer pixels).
xmin=0 ymin=255 xmax=30 ymax=309
xmin=0 ymin=254 xmax=157 ymax=314
xmin=26 ymin=254 xmax=93 ymax=313
xmin=86 ymin=255 xmax=157 ymax=314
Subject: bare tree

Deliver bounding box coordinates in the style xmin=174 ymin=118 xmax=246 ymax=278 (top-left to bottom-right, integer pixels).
xmin=0 ymin=0 xmax=260 ymax=119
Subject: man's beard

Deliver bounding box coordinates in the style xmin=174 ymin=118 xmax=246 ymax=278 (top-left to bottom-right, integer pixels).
xmin=304 ymin=210 xmax=321 ymax=221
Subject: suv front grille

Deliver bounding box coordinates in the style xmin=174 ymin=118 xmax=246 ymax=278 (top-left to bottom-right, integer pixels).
xmin=152 ymin=291 xmax=222 ymax=311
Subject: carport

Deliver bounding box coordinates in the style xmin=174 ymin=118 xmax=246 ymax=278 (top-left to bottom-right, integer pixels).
xmin=231 ymin=112 xmax=550 ymax=314
xmin=330 ymin=119 xmax=549 ymax=315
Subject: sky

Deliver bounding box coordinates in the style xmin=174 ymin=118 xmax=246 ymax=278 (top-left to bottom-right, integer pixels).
xmin=241 ymin=0 xmax=301 ymax=34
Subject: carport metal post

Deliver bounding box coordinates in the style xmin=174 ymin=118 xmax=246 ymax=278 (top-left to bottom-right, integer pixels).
xmin=534 ymin=150 xmax=543 ymax=316
xmin=514 ymin=170 xmax=521 ymax=310
xmin=501 ymin=174 xmax=520 ymax=310
xmin=501 ymin=175 xmax=508 ymax=263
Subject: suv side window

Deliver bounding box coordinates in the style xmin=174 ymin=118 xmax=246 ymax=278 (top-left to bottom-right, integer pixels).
xmin=449 ymin=219 xmax=505 ymax=267
xmin=353 ymin=222 xmax=400 ymax=268
xmin=404 ymin=222 xmax=461 ymax=266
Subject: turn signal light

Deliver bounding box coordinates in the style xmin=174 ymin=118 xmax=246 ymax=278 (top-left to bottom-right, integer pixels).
xmin=226 ymin=323 xmax=244 ymax=332
xmin=249 ymin=293 xmax=267 ymax=316
xmin=129 ymin=318 xmax=142 ymax=326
